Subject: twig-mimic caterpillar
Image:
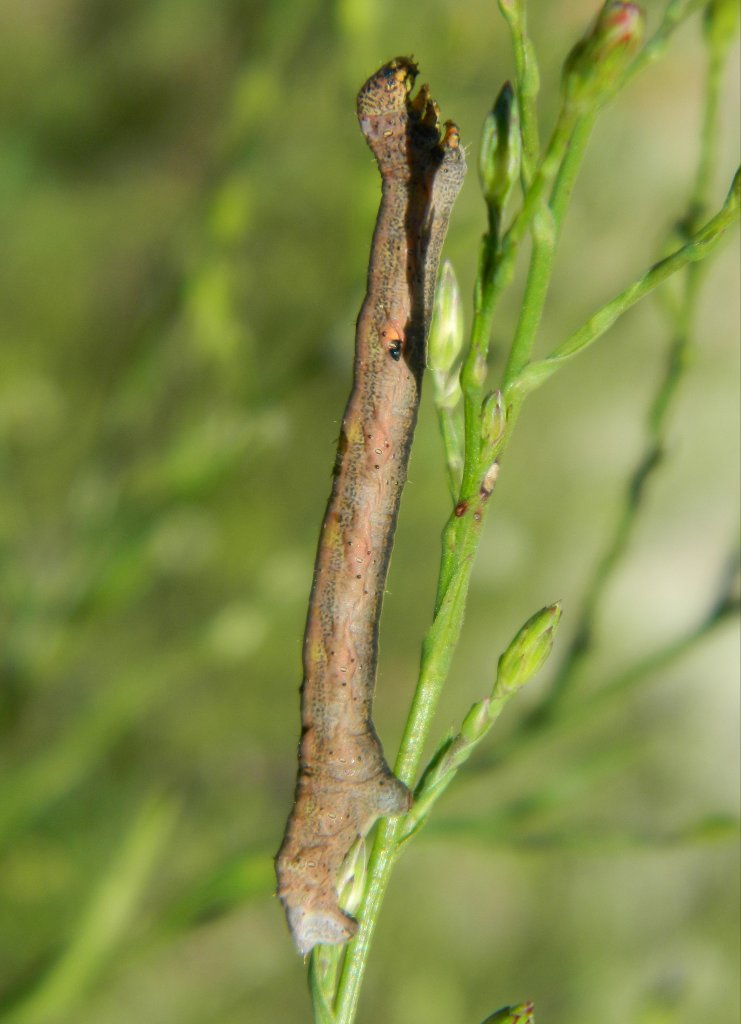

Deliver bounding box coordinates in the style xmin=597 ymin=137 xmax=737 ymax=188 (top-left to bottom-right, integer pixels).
xmin=276 ymin=58 xmax=466 ymax=956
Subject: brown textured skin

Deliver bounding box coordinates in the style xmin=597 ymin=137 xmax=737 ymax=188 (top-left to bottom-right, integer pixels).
xmin=275 ymin=58 xmax=466 ymax=956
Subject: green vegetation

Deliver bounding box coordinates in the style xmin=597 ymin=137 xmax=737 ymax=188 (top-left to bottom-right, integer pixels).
xmin=1 ymin=2 xmax=738 ymax=1023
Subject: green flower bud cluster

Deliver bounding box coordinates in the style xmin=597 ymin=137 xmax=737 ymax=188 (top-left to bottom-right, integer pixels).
xmin=495 ymin=603 xmax=562 ymax=695
xmin=400 ymin=605 xmax=561 ymax=843
xmin=562 ymin=2 xmax=645 ymax=112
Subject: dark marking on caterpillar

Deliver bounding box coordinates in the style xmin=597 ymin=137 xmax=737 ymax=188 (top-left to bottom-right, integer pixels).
xmin=275 ymin=57 xmax=466 ymax=957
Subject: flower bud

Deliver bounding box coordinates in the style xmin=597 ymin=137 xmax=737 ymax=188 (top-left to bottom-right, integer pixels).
xmin=336 ymin=836 xmax=366 ymax=917
xmin=428 ymin=260 xmax=464 ymax=376
xmin=480 ymin=389 xmax=506 ymax=452
xmin=434 ymin=374 xmax=463 ymax=412
xmin=562 ymin=2 xmax=645 ymax=112
xmin=482 ymin=1002 xmax=535 ymax=1024
xmin=480 ymin=460 xmax=500 ymax=498
xmin=495 ymin=603 xmax=561 ymax=695
xmin=479 ymin=81 xmax=521 ymax=214
xmin=460 ymin=697 xmax=491 ymax=743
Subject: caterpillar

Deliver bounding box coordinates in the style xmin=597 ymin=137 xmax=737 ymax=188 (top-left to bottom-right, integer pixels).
xmin=276 ymin=57 xmax=466 ymax=957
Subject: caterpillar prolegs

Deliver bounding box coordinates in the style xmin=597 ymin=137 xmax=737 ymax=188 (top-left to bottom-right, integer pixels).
xmin=276 ymin=58 xmax=466 ymax=956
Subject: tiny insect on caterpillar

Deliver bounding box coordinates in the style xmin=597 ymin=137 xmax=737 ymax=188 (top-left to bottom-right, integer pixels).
xmin=275 ymin=57 xmax=466 ymax=956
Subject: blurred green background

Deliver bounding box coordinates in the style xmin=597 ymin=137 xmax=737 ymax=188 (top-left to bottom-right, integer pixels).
xmin=1 ymin=1 xmax=738 ymax=1022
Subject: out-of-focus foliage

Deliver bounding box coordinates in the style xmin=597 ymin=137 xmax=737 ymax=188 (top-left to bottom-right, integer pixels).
xmin=0 ymin=2 xmax=738 ymax=1023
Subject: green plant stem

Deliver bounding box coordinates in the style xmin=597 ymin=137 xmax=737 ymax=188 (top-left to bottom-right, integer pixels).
xmin=333 ymin=555 xmax=475 ymax=1023
xmin=521 ymin=22 xmax=737 ymax=718
xmin=398 ymin=687 xmax=527 ymax=845
xmin=334 ymin=505 xmax=544 ymax=1023
xmin=693 ymin=7 xmax=734 ymax=216
xmin=436 ymin=401 xmax=465 ymax=500
xmin=502 ymin=111 xmax=597 ymax=392
xmin=498 ymin=0 xmax=540 ymax=182
xmin=549 ymin=113 xmax=596 ymax=233
xmin=398 ymin=569 xmax=475 ymax=782
xmin=460 ymin=104 xmax=580 ymax=481
xmin=310 ymin=951 xmax=338 ymax=1024
xmin=512 ymin=171 xmax=740 ymax=398
xmin=627 ymin=0 xmax=707 ymax=84
xmin=458 ymin=218 xmax=500 ymax=490
xmin=334 ymin=144 xmax=531 ymax=1012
